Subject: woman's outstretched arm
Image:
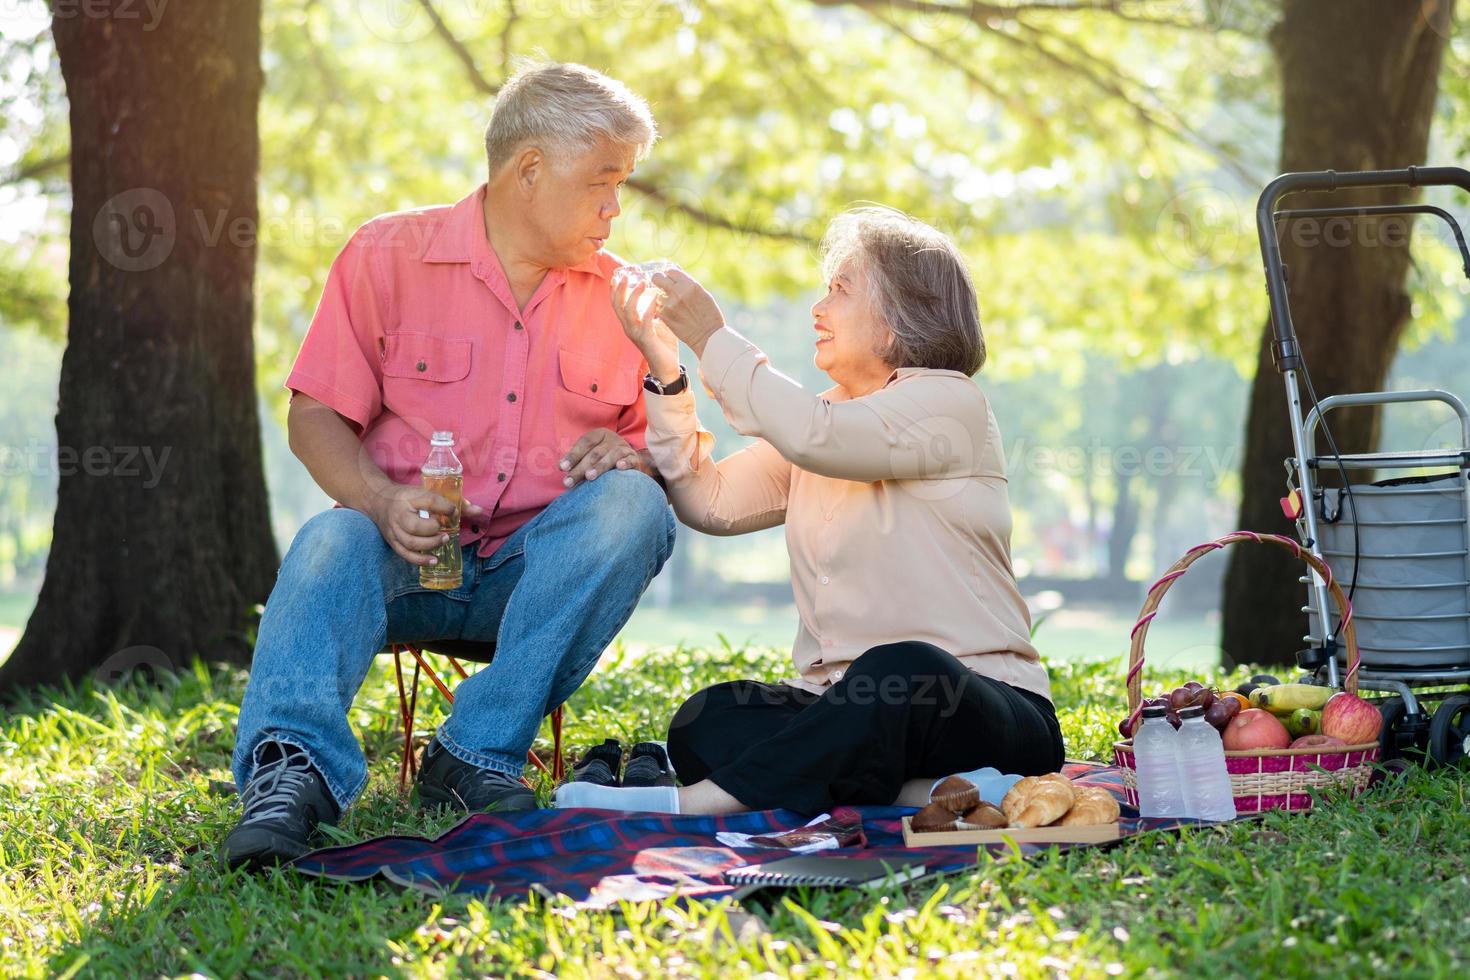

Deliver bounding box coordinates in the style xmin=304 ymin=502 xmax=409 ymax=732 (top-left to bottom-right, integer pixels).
xmin=644 ymin=391 xmax=793 ymax=535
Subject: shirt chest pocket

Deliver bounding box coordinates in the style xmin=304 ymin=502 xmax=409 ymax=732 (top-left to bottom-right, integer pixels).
xmin=553 ymin=346 xmax=640 ymax=449
xmin=381 ymin=332 xmax=473 ymax=430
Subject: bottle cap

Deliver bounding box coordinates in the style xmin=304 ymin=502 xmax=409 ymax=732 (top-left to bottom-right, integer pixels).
xmin=431 ymin=431 xmax=454 ymax=444
xmin=1141 ymin=705 xmax=1169 ymax=718
xmin=1178 ymin=705 xmax=1206 ymax=719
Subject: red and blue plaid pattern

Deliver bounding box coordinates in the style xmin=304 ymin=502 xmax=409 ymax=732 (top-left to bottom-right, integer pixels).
xmin=290 ymin=762 xmax=1205 ymax=903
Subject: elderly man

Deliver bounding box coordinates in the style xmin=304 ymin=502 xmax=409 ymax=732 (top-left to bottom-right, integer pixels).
xmin=223 ymin=63 xmax=675 ymax=869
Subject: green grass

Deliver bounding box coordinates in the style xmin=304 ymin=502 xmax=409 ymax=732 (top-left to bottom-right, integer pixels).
xmin=1 ymin=646 xmax=1467 ymax=977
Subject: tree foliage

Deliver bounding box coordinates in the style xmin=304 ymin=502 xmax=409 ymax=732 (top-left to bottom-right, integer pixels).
xmin=0 ymin=0 xmax=1465 ymax=600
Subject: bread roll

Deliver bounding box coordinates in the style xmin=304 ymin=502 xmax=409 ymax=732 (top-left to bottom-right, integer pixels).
xmin=1057 ymin=786 xmax=1120 ymax=826
xmin=1000 ymin=773 xmax=1076 ymax=828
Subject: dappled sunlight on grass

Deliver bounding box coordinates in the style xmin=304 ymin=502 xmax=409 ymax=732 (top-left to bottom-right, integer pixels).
xmin=0 ymin=650 xmax=1466 ymax=976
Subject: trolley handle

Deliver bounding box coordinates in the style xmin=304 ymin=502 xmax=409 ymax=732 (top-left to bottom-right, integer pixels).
xmin=1261 ymin=166 xmax=1470 ymax=210
xmin=1302 ymin=389 xmax=1470 ymax=459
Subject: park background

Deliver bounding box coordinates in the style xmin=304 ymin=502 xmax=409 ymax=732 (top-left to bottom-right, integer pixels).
xmin=2 ymin=0 xmax=1469 ymax=680
xmin=2 ymin=3 xmax=1470 ymax=977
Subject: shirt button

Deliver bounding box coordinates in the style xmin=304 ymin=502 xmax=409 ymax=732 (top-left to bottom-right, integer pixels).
xmin=416 ymin=360 xmax=427 ymax=372
xmin=820 ymin=575 xmax=830 ymax=585
xmin=470 ymin=524 xmax=479 ymax=533
xmin=514 ymin=321 xmax=523 ymax=331
xmin=497 ymin=472 xmax=506 ymax=482
xmin=832 ymin=670 xmax=845 ymax=681
xmin=590 ymin=382 xmax=599 ymax=393
xmin=824 ymin=513 xmax=833 ymax=522
xmin=506 ymin=392 xmax=517 ymax=402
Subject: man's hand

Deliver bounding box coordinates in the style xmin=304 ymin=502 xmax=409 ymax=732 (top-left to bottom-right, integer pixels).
xmin=559 ymin=428 xmax=646 ymax=487
xmin=612 ymin=276 xmax=681 ymax=382
xmin=367 ymin=483 xmax=487 ymax=567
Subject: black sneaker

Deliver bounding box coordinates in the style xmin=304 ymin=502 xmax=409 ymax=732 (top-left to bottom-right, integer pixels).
xmin=221 ymin=740 xmax=340 ymax=871
xmin=570 ymin=738 xmax=623 ymax=787
xmin=415 ymin=737 xmax=538 ymax=813
xmin=622 ymin=741 xmax=677 ymax=788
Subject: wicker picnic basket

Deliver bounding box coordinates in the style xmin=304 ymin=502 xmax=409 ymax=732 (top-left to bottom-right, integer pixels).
xmin=1112 ymin=531 xmax=1380 ymax=814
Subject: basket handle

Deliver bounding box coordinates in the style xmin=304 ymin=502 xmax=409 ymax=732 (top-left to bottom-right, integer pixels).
xmin=1125 ymin=531 xmax=1359 ymax=733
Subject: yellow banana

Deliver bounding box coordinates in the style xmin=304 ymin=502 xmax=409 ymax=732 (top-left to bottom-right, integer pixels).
xmin=1255 ymin=683 xmax=1334 ymax=715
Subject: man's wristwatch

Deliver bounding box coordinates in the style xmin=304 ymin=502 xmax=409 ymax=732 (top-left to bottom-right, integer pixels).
xmin=643 ymin=365 xmax=689 ymax=396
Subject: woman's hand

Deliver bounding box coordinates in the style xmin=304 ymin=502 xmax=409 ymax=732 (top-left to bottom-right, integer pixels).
xmin=612 ymin=275 xmax=680 ymax=382
xmin=647 ymin=268 xmax=726 ymax=358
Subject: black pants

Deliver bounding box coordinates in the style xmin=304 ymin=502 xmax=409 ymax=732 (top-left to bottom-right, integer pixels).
xmin=666 ymin=641 xmax=1065 ymax=814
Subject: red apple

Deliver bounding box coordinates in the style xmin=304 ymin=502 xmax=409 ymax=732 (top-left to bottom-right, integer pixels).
xmin=1222 ymin=708 xmax=1292 ymax=751
xmin=1289 ymin=734 xmax=1347 ymax=750
xmin=1320 ymin=693 xmax=1383 ymax=744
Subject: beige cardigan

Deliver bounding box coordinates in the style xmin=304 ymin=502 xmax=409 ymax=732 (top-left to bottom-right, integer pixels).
xmin=643 ymin=326 xmax=1052 ymax=703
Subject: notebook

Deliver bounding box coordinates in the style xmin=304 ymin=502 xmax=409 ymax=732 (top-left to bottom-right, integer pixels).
xmin=724 ymin=855 xmax=929 ymax=890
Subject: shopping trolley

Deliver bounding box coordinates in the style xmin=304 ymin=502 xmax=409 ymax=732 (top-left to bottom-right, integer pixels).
xmin=1257 ymin=166 xmax=1470 ymax=767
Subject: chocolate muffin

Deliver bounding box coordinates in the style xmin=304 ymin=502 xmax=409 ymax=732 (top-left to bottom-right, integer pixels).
xmin=929 ymin=776 xmax=980 ymax=812
xmin=959 ymin=802 xmax=1008 ymax=829
xmin=911 ymin=802 xmax=961 ymax=833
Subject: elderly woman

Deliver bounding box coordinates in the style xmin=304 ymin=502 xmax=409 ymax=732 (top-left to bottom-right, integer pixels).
xmin=555 ymin=207 xmax=1063 ymax=816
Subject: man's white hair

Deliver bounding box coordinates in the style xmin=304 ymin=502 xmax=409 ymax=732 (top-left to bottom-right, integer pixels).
xmin=484 ymin=62 xmax=657 ymax=175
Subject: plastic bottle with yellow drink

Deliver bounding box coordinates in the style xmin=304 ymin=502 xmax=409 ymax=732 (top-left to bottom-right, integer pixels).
xmin=418 ymin=430 xmax=463 ymax=589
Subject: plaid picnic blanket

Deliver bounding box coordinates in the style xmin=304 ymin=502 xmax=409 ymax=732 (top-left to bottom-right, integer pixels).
xmin=290 ymin=762 xmax=1203 ymax=905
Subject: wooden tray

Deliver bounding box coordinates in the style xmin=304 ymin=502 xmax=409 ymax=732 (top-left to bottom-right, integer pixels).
xmin=900 ymin=817 xmax=1121 ymax=848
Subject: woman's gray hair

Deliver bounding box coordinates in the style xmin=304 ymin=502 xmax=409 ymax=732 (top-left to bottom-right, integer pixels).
xmin=484 ymin=62 xmax=658 ymax=175
xmin=819 ymin=206 xmax=986 ymax=376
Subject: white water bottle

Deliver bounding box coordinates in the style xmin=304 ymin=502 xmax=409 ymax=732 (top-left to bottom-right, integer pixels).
xmin=1175 ymin=705 xmax=1238 ymax=821
xmin=1132 ymin=705 xmax=1188 ymax=818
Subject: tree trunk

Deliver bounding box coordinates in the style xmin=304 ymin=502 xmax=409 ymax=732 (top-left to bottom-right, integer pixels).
xmin=1107 ymin=471 xmax=1138 ymax=582
xmin=0 ymin=1 xmax=273 ymax=693
xmin=1221 ymin=0 xmax=1454 ymax=669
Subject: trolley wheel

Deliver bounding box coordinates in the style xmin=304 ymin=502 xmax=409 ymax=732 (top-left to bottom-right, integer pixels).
xmin=1377 ymin=697 xmax=1430 ymax=762
xmin=1428 ymin=694 xmax=1470 ymax=769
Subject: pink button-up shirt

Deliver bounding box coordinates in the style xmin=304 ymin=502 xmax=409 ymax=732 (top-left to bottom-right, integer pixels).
xmin=284 ymin=183 xmax=650 ymax=558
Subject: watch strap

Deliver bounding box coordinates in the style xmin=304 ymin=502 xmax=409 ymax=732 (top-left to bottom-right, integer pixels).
xmin=644 ymin=365 xmax=689 ymax=395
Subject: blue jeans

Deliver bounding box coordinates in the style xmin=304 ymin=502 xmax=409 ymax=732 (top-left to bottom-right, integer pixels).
xmin=232 ymin=470 xmax=675 ymax=809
